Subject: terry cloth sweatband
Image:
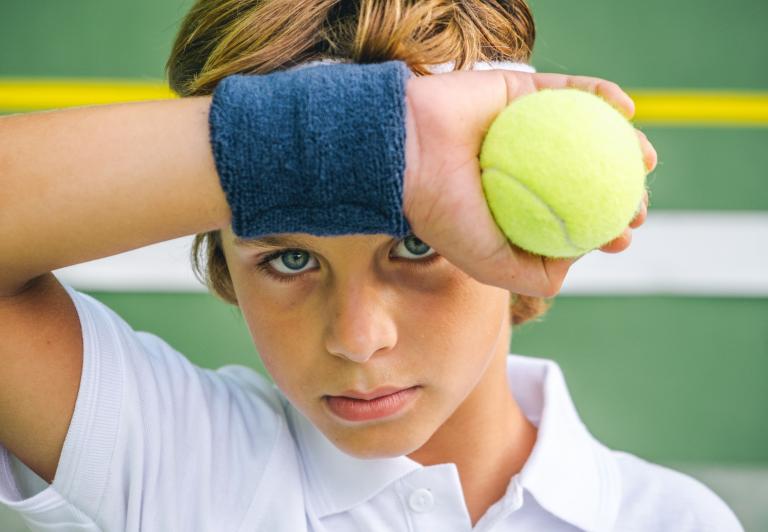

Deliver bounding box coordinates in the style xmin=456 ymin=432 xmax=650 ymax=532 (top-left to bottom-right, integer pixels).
xmin=208 ymin=60 xmax=413 ymax=239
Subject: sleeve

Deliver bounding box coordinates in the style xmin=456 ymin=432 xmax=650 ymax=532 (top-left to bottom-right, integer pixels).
xmin=668 ymin=474 xmax=745 ymax=532
xmin=614 ymin=451 xmax=745 ymax=532
xmin=0 ymin=282 xmax=292 ymax=532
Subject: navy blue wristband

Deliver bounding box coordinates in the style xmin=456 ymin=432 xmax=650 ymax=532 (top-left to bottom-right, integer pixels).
xmin=208 ymin=60 xmax=413 ymax=239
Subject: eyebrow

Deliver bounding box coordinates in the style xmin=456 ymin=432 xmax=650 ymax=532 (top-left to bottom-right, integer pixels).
xmin=233 ymin=235 xmax=315 ymax=250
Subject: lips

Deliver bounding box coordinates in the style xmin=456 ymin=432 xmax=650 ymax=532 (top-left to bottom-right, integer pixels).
xmin=337 ymin=386 xmax=412 ymax=401
xmin=324 ymin=386 xmax=421 ymax=422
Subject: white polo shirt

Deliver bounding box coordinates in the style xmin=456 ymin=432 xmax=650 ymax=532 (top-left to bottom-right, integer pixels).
xmin=0 ymin=284 xmax=744 ymax=531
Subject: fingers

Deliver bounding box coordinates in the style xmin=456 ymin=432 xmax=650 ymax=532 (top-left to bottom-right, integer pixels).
xmin=599 ymin=167 xmax=649 ymax=253
xmin=599 ymin=227 xmax=633 ymax=254
xmin=451 ymin=237 xmax=577 ymax=298
xmin=529 ymin=73 xmax=635 ymax=119
xmin=540 ymin=255 xmax=579 ymax=296
xmin=600 ymin=118 xmax=653 ymax=249
xmin=630 ymin=190 xmax=649 ymax=229
xmin=505 ymin=247 xmax=578 ymax=298
xmin=601 ymin=187 xmax=648 ymax=253
xmin=628 ymin=128 xmax=654 ymax=230
xmin=636 ymin=129 xmax=658 ymax=173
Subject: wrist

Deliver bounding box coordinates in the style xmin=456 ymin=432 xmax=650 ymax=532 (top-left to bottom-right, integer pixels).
xmin=208 ymin=60 xmax=414 ymax=239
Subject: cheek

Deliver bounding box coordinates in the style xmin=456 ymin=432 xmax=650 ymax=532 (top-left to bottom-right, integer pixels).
xmin=229 ymin=261 xmax=316 ymax=356
xmin=396 ymin=269 xmax=510 ymax=370
xmin=224 ymin=250 xmax=329 ymax=405
xmin=236 ymin=291 xmax=322 ymax=394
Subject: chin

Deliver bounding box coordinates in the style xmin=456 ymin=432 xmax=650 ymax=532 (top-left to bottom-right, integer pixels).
xmin=328 ymin=423 xmax=431 ymax=460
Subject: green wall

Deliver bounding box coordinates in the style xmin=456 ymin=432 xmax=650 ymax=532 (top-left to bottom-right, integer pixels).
xmin=1 ymin=0 xmax=765 ymax=465
xmin=528 ymin=0 xmax=768 ymax=90
xmin=1 ymin=0 xmax=767 ymax=529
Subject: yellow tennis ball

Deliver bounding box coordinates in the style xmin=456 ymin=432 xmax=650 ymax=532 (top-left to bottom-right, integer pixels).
xmin=479 ymin=88 xmax=647 ymax=258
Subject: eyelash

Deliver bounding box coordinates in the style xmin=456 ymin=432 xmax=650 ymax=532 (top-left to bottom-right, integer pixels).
xmin=255 ymin=245 xmax=441 ymax=284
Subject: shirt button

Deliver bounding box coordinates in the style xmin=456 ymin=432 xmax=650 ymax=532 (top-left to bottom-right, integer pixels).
xmin=408 ymin=488 xmax=435 ymax=513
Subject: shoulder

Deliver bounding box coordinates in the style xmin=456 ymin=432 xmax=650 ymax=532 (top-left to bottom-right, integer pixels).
xmin=213 ymin=363 xmax=288 ymax=417
xmin=132 ymin=331 xmax=289 ymax=435
xmin=64 ymin=283 xmax=292 ymax=440
xmin=68 ymin=285 xmax=283 ymax=406
xmin=611 ymin=451 xmax=744 ymax=532
xmin=54 ymin=286 xmax=301 ymax=528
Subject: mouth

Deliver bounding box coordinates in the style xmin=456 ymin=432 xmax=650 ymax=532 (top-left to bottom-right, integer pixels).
xmin=323 ymin=385 xmax=422 ymax=423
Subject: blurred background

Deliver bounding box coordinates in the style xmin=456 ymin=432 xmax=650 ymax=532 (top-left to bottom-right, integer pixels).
xmin=1 ymin=0 xmax=766 ymax=530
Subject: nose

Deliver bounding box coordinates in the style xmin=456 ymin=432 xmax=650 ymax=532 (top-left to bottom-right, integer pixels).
xmin=323 ymin=279 xmax=398 ymax=364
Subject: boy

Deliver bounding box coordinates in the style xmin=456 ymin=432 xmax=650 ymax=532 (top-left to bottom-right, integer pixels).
xmin=0 ymin=0 xmax=741 ymax=529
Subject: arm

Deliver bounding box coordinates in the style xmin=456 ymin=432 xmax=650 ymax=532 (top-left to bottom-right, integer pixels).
xmin=0 ymin=96 xmax=230 ymax=296
xmin=0 ymin=96 xmax=230 ymax=483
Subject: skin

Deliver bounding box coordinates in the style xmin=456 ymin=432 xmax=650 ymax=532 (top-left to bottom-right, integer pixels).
xmin=222 ymin=228 xmax=538 ymax=523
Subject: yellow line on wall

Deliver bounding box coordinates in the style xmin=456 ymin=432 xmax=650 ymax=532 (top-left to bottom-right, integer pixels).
xmin=1 ymin=78 xmax=767 ymax=126
xmin=0 ymin=79 xmax=177 ymax=111
xmin=631 ymin=91 xmax=768 ymax=126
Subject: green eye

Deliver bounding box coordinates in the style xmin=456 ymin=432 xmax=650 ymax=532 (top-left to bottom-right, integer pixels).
xmin=256 ymin=248 xmax=319 ymax=282
xmin=393 ymin=234 xmax=437 ymax=259
xmin=260 ymin=249 xmax=317 ymax=277
xmin=282 ymin=250 xmax=310 ymax=269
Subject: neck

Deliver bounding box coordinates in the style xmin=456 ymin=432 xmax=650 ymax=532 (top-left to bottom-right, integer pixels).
xmin=407 ymin=329 xmax=538 ymax=525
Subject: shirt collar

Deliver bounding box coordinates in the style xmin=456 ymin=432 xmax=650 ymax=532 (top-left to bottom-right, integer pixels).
xmin=510 ymin=355 xmax=621 ymax=531
xmin=286 ymin=404 xmax=422 ymax=517
xmin=285 ymin=355 xmax=621 ymax=529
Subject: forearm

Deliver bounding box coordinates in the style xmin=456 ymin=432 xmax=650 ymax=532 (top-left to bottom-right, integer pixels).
xmin=0 ymin=96 xmax=230 ymax=295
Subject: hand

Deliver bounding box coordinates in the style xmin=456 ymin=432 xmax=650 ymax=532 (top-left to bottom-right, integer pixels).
xmin=402 ymin=70 xmax=658 ymax=297
xmin=598 ymin=132 xmax=656 ymax=253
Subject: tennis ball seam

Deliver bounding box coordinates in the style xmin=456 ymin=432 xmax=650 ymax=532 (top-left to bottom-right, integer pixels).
xmin=484 ymin=166 xmax=584 ymax=255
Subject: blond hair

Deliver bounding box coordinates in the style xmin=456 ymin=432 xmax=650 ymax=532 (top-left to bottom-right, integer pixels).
xmin=166 ymin=0 xmax=549 ymax=325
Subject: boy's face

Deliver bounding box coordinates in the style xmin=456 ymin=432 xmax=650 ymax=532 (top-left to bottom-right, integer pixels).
xmin=221 ymin=227 xmax=512 ymax=458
